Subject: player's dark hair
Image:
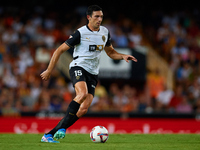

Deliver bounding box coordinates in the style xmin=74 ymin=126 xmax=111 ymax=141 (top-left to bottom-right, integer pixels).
xmin=86 ymin=5 xmax=102 ymax=16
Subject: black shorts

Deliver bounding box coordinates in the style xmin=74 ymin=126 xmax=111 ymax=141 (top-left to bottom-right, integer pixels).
xmin=69 ymin=66 xmax=98 ymax=96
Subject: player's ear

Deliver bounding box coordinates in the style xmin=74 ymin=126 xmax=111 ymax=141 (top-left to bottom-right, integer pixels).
xmin=87 ymin=15 xmax=91 ymax=21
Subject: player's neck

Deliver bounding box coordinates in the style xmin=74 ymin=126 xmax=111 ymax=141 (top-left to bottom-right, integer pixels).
xmin=87 ymin=23 xmax=99 ymax=31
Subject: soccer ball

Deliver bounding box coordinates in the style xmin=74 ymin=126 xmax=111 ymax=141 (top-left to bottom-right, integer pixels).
xmin=90 ymin=126 xmax=109 ymax=143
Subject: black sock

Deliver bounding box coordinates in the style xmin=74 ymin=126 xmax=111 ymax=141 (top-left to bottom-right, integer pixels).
xmin=60 ymin=100 xmax=80 ymax=129
xmin=47 ymin=115 xmax=79 ymax=135
xmin=47 ymin=100 xmax=80 ymax=135
xmin=65 ymin=115 xmax=79 ymax=129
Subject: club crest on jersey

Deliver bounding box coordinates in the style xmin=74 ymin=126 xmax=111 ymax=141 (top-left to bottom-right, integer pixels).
xmin=102 ymin=35 xmax=106 ymax=42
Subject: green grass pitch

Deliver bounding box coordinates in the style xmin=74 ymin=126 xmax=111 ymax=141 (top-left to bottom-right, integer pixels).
xmin=0 ymin=134 xmax=200 ymax=150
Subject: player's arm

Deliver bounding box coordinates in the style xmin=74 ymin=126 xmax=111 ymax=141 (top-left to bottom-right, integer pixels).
xmin=41 ymin=30 xmax=81 ymax=80
xmin=40 ymin=43 xmax=70 ymax=80
xmin=104 ymin=45 xmax=137 ymax=63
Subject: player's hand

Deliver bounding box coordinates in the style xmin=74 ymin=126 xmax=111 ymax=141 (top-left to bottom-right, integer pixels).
xmin=40 ymin=70 xmax=51 ymax=81
xmin=122 ymin=55 xmax=137 ymax=63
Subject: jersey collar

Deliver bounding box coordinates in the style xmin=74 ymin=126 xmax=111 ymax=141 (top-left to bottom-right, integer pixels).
xmin=86 ymin=25 xmax=100 ymax=32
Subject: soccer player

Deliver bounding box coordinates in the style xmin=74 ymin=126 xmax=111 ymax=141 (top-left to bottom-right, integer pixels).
xmin=40 ymin=5 xmax=137 ymax=143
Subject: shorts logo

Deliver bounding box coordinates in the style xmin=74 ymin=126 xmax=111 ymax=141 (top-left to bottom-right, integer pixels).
xmin=76 ymin=76 xmax=80 ymax=80
xmin=91 ymin=85 xmax=96 ymax=88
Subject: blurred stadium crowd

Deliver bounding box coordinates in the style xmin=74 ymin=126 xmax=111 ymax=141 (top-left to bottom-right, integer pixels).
xmin=0 ymin=5 xmax=200 ymax=115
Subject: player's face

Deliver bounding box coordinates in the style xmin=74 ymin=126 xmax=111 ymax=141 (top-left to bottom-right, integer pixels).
xmin=88 ymin=11 xmax=103 ymax=30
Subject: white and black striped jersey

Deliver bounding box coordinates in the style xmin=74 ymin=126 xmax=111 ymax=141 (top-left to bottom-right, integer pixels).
xmin=65 ymin=25 xmax=111 ymax=75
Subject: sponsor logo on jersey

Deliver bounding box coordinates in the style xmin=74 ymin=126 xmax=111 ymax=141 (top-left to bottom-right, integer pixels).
xmin=89 ymin=45 xmax=104 ymax=51
xmin=97 ymin=45 xmax=104 ymax=51
xmin=89 ymin=45 xmax=96 ymax=51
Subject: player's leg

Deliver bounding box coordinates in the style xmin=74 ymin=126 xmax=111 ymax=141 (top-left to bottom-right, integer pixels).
xmin=60 ymin=94 xmax=93 ymax=130
xmin=50 ymin=81 xmax=87 ymax=140
xmin=41 ymin=67 xmax=87 ymax=142
xmin=61 ymin=71 xmax=98 ymax=128
xmin=76 ymin=71 xmax=98 ymax=118
xmin=75 ymin=72 xmax=98 ymax=118
xmin=52 ymin=93 xmax=93 ymax=140
xmin=57 ymin=84 xmax=93 ymax=129
xmin=76 ymin=93 xmax=93 ymax=117
xmin=55 ymin=81 xmax=88 ymax=129
xmin=53 ymin=71 xmax=97 ymax=139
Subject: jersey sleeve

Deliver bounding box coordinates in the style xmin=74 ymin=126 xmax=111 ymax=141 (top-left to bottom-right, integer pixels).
xmin=65 ymin=30 xmax=80 ymax=47
xmin=105 ymin=31 xmax=111 ymax=47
